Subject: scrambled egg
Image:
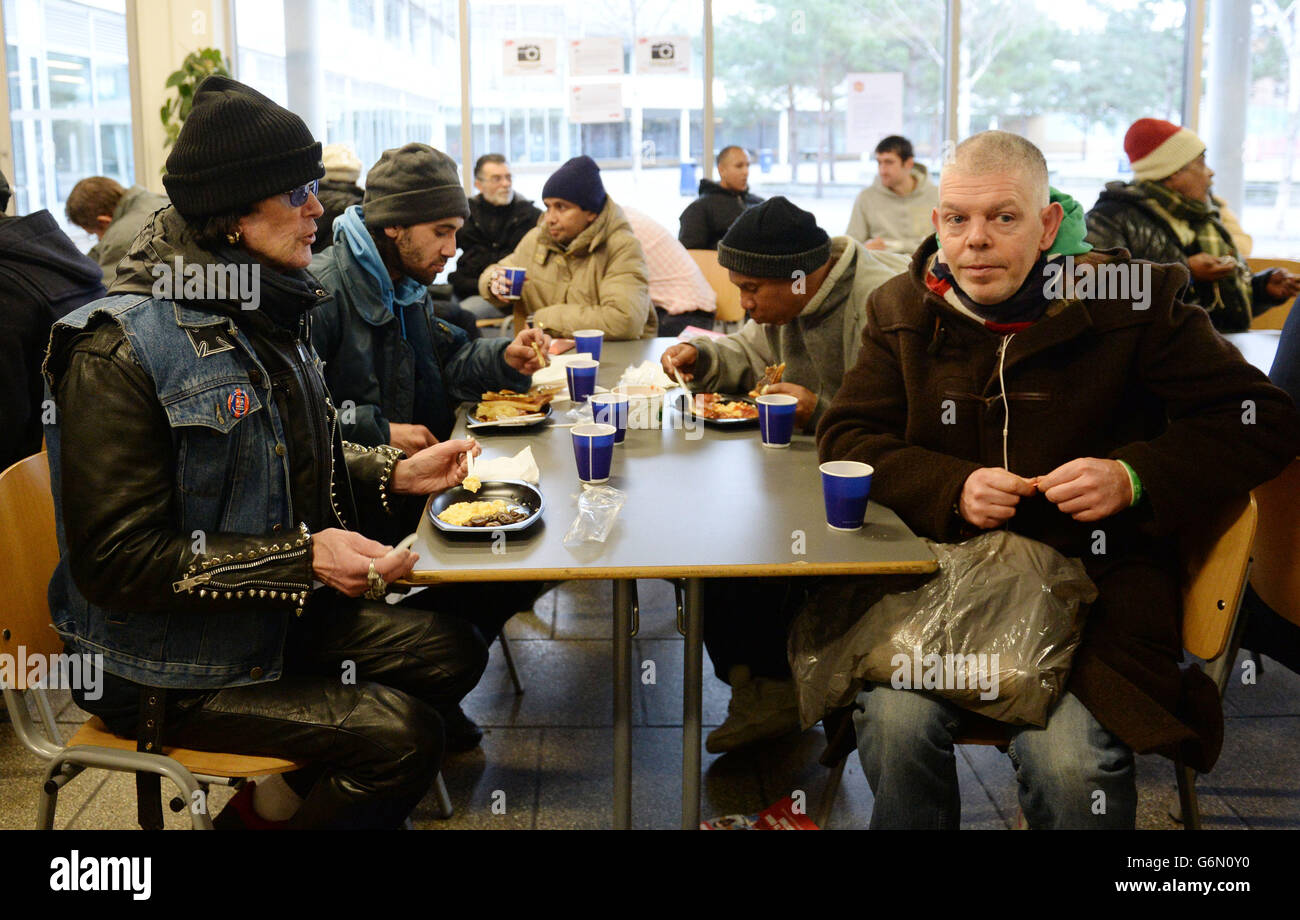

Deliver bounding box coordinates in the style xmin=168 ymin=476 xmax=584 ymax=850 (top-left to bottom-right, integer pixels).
xmin=438 ymin=499 xmax=510 ymax=526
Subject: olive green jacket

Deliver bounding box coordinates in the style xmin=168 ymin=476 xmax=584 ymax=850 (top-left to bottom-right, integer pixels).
xmin=478 ymin=197 xmax=656 ymax=340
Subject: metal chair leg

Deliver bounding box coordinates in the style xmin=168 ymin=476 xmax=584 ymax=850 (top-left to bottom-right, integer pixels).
xmin=498 ymin=634 xmax=524 ymax=696
xmin=433 ymin=772 xmax=454 ymax=820
xmin=1174 ymin=758 xmax=1201 ymax=830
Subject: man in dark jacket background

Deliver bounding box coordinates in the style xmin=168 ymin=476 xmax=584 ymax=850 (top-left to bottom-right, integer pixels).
xmin=818 ymin=131 xmax=1300 ymax=829
xmin=1085 ymin=118 xmax=1300 ymax=332
xmin=0 ymin=170 xmax=105 ymax=471
xmin=310 ymin=143 xmax=551 ymax=455
xmin=678 ymin=145 xmax=764 ymax=250
xmin=449 ymin=154 xmax=542 ymax=323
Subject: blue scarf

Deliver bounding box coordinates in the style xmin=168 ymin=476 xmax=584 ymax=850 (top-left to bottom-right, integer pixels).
xmin=334 ymin=204 xmax=427 ymax=339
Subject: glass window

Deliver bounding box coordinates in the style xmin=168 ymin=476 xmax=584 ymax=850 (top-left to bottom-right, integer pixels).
xmin=467 ymin=0 xmax=703 ymax=233
xmin=5 ymin=41 xmax=19 ymax=110
xmin=52 ymin=117 xmax=93 ymax=200
xmin=349 ymin=0 xmax=373 ymax=33
xmin=47 ymin=52 xmax=91 ymax=108
xmin=99 ymin=122 xmax=132 ymax=180
xmin=4 ymin=0 xmax=132 ymax=244
xmin=236 ymin=0 xmax=462 ymax=224
xmin=1201 ymin=1 xmax=1300 ymax=258
xmin=962 ymin=0 xmax=1187 ymax=218
xmin=383 ymin=0 xmax=405 ymax=42
xmin=713 ymin=0 xmax=945 ymax=236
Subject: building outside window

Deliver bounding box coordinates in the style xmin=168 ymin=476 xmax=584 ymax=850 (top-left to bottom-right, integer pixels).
xmin=3 ymin=0 xmax=132 ymax=249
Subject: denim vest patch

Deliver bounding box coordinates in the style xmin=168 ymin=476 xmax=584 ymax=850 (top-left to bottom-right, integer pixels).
xmin=45 ymin=294 xmax=298 ymax=689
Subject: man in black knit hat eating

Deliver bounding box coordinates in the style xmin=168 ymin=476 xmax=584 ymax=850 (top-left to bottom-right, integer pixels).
xmin=659 ymin=196 xmax=909 ymax=753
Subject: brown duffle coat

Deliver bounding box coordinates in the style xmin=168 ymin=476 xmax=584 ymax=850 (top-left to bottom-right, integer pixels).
xmin=818 ymin=239 xmax=1300 ymax=771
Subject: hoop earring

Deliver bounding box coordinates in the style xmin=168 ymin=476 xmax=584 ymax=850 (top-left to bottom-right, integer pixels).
xmin=226 ymin=228 xmax=242 ymax=245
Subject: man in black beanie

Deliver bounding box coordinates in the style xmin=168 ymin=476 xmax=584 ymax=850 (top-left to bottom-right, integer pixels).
xmin=478 ymin=155 xmax=656 ymax=339
xmin=43 ymin=75 xmax=495 ymax=829
xmin=660 ymin=196 xmax=909 ymax=753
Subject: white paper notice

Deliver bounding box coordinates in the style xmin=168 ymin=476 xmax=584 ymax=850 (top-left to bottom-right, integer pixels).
xmin=503 ymin=37 xmax=557 ymax=77
xmin=845 ymin=72 xmax=904 ymax=154
xmin=569 ymin=83 xmax=624 ymax=123
xmin=569 ymin=36 xmax=624 ymax=76
xmin=635 ymin=35 xmax=690 ymax=74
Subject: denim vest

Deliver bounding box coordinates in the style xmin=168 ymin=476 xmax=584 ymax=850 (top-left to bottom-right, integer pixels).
xmin=47 ymin=294 xmax=300 ymax=688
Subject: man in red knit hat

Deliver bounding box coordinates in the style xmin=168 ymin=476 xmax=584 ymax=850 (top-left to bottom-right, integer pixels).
xmin=1086 ymin=117 xmax=1299 ymax=332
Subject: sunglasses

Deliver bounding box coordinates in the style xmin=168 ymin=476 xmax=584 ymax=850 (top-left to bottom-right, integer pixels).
xmin=286 ymin=179 xmax=320 ymax=207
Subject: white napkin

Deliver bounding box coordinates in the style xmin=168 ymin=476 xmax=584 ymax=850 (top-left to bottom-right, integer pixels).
xmin=531 ymin=351 xmax=595 ymax=388
xmin=470 ymin=446 xmax=540 ymax=484
xmin=617 ymin=359 xmax=675 ymax=390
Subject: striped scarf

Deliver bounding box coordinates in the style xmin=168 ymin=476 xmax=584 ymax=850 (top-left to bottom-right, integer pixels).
xmin=1135 ymin=180 xmax=1252 ymax=330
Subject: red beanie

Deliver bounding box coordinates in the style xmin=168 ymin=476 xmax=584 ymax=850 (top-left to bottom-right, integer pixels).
xmin=1124 ymin=118 xmax=1205 ymax=181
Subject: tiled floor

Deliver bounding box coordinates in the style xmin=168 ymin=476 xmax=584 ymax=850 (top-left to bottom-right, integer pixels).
xmin=2 ymin=579 xmax=1297 ymax=830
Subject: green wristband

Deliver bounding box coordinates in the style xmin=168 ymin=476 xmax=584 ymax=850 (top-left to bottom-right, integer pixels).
xmin=1118 ymin=460 xmax=1142 ymax=507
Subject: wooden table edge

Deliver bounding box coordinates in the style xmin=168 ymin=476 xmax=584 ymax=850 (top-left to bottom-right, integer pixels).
xmin=399 ymin=559 xmax=938 ymax=585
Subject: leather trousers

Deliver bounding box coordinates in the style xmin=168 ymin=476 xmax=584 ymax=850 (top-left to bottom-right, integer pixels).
xmin=81 ymin=590 xmax=488 ymax=829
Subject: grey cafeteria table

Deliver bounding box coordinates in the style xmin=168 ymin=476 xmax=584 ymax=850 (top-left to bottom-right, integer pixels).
xmin=405 ymin=338 xmax=937 ymax=829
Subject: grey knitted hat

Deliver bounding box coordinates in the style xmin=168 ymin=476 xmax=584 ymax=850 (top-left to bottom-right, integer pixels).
xmin=717 ymin=196 xmax=830 ymax=279
xmin=363 ymin=142 xmax=469 ymax=229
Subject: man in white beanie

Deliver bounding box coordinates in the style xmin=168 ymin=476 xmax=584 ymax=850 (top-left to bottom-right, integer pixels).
xmin=312 ymin=142 xmax=364 ymax=253
xmin=1086 ymin=118 xmax=1300 ymax=332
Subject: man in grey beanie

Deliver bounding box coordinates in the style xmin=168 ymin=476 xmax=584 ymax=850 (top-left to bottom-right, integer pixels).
xmin=311 ymin=142 xmax=551 ymax=451
xmin=310 ymin=142 xmax=553 ymax=750
xmin=659 ymin=196 xmax=909 ymax=754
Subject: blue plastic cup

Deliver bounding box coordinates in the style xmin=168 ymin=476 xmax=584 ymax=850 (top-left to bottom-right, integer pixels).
xmin=589 ymin=392 xmax=629 ymax=444
xmin=565 ymin=359 xmax=600 ymax=403
xmin=571 ymin=423 xmax=617 ymax=483
xmin=820 ymin=461 xmax=873 ymax=531
xmin=500 ymin=266 xmax=526 ymax=299
xmin=756 ymin=393 xmax=798 ymax=448
xmin=573 ymin=328 xmax=604 ymax=362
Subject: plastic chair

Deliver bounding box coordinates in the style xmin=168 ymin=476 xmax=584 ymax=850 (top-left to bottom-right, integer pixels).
xmin=1247 ymin=257 xmax=1300 ymax=330
xmin=687 ymin=249 xmax=745 ymax=333
xmin=0 ymin=452 xmax=453 ymax=828
xmin=815 ymin=495 xmax=1257 ymax=831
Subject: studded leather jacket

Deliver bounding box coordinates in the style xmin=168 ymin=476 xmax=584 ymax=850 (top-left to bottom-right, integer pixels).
xmin=44 ymin=206 xmax=420 ymax=689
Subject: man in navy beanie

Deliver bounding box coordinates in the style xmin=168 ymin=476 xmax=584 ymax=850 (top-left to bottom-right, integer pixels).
xmin=479 ymin=155 xmax=655 ymax=339
xmin=659 ymin=195 xmax=909 ymax=753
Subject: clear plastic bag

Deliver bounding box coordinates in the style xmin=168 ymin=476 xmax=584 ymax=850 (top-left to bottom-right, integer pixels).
xmin=789 ymin=530 xmax=1098 ymax=729
xmin=562 ymin=485 xmax=627 ymax=545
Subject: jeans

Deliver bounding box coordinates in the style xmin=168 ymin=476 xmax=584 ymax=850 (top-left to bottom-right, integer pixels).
xmin=853 ymin=685 xmax=1136 ymax=829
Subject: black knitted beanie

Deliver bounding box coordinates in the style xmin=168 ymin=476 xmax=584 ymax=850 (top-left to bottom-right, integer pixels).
xmin=717 ymin=196 xmax=830 ymax=279
xmin=163 ymin=74 xmax=323 ymax=218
